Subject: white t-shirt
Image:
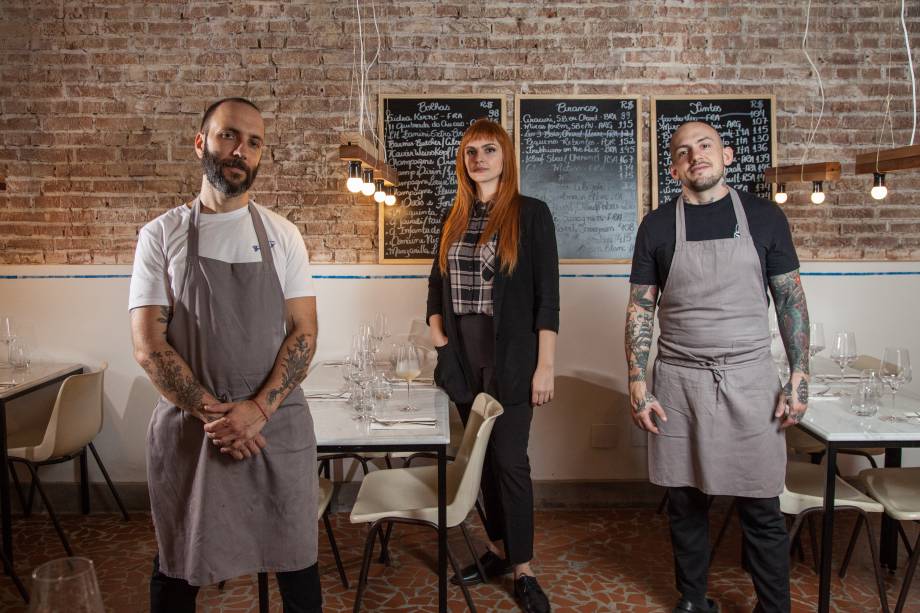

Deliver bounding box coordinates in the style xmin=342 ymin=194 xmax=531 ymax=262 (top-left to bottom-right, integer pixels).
xmin=129 ymin=201 xmax=315 ymax=310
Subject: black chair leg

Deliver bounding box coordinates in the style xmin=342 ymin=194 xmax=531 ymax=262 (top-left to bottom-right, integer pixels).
xmin=378 ymin=522 xmax=393 ymax=564
xmin=257 ymin=571 xmax=269 ymax=613
xmin=475 ymin=499 xmax=487 ymax=529
xmin=894 ymin=531 xmax=920 ymax=613
xmin=445 ymin=537 xmax=477 ymax=612
xmin=8 ymin=462 xmax=28 ymax=516
xmin=22 ymin=462 xmax=73 ymax=556
xmin=384 ymin=455 xmax=393 ymax=469
xmin=323 ymin=511 xmax=349 ymax=588
xmin=88 ymin=443 xmax=129 ymax=521
xmin=862 ymin=513 xmax=891 ymax=613
xmin=806 ymin=514 xmax=820 ymax=573
xmin=839 ymin=513 xmax=864 ymax=578
xmin=79 ymin=448 xmax=90 ymax=515
xmin=898 ymin=523 xmax=914 ymax=557
xmin=1 ymin=548 xmax=29 ymax=603
xmin=459 ymin=521 xmax=487 ymax=583
xmin=353 ymin=521 xmax=383 ymax=613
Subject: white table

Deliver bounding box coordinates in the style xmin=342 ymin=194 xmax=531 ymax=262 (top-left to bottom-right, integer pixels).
xmin=0 ymin=362 xmax=83 ymax=598
xmin=304 ymin=362 xmax=451 ymax=613
xmin=798 ymin=383 xmax=920 ymax=613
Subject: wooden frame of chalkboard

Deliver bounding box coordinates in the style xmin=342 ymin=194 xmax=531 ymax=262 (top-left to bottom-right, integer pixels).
xmin=650 ymin=94 xmax=777 ymax=209
xmin=515 ymin=94 xmax=643 ymax=263
xmin=377 ymin=94 xmax=508 ymax=264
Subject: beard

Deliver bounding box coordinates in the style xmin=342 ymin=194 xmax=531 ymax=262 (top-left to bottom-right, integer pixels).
xmin=686 ymin=165 xmax=725 ymax=193
xmin=201 ymin=144 xmax=259 ymax=197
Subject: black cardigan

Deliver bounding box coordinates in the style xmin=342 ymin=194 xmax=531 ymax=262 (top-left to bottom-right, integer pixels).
xmin=426 ymin=195 xmax=560 ymax=406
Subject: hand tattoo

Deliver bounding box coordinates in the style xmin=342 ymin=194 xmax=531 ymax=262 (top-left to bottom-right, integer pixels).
xmin=634 ymin=391 xmax=657 ymax=414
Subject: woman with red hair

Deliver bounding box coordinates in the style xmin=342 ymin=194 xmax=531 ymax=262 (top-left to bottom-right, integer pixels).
xmin=427 ymin=118 xmax=559 ymax=613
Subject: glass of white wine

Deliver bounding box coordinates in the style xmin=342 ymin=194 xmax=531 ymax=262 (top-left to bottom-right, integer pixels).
xmin=395 ymin=343 xmax=421 ymax=413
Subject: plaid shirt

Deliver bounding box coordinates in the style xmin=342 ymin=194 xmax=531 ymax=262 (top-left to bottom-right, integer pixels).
xmin=448 ymin=200 xmax=497 ymax=316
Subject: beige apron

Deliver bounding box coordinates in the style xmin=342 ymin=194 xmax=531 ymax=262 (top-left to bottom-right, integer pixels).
xmin=649 ymin=188 xmax=785 ymax=498
xmin=146 ymin=199 xmax=318 ymax=585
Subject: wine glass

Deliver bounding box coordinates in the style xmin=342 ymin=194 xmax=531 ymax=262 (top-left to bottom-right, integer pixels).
xmin=395 ymin=344 xmax=421 ymax=412
xmin=830 ymin=331 xmax=857 ymax=380
xmin=880 ymin=347 xmax=911 ymax=411
xmin=372 ymin=313 xmax=391 ymax=351
xmin=30 ymin=557 xmax=105 ymax=613
xmin=808 ymin=322 xmax=825 ymax=375
xmin=0 ymin=316 xmax=15 ymax=366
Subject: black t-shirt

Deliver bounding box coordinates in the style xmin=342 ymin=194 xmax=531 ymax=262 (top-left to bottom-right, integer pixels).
xmin=629 ymin=190 xmax=799 ymax=296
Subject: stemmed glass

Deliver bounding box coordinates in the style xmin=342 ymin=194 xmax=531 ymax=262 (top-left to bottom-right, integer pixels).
xmin=30 ymin=557 xmax=105 ymax=613
xmin=830 ymin=331 xmax=857 ymax=381
xmin=395 ymin=344 xmax=421 ymax=413
xmin=880 ymin=347 xmax=911 ymax=412
xmin=0 ymin=316 xmax=15 ymax=366
xmin=372 ymin=313 xmax=390 ymax=353
xmin=808 ymin=322 xmax=825 ymax=374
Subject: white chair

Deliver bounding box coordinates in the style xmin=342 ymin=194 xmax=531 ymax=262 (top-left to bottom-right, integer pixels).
xmin=857 ymin=467 xmax=920 ymax=613
xmin=248 ymin=477 xmax=348 ymax=612
xmin=6 ymin=363 xmax=128 ymax=556
xmin=711 ymin=461 xmax=889 ymax=611
xmin=348 ymin=393 xmax=504 ymax=613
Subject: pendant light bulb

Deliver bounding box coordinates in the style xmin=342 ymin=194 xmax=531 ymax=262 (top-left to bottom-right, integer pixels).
xmin=373 ymin=180 xmax=386 ymax=203
xmin=360 ymin=169 xmax=375 ymax=196
xmin=870 ymin=173 xmax=888 ymax=200
xmin=810 ymin=181 xmax=826 ymax=205
xmin=345 ymin=161 xmax=363 ymax=193
xmin=384 ymin=186 xmax=396 ymax=206
xmin=774 ymin=183 xmax=788 ymax=204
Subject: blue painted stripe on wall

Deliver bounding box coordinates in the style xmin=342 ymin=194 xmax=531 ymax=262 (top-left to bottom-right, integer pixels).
xmin=2 ymin=271 xmax=920 ymax=280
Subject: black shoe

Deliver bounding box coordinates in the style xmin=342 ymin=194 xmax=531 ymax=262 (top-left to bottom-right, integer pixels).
xmin=673 ymin=598 xmax=719 ymax=613
xmin=514 ymin=575 xmax=551 ymax=613
xmin=451 ymin=550 xmax=512 ymax=586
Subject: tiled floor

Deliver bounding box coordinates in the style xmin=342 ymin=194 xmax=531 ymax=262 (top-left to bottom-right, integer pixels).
xmin=0 ymin=507 xmax=917 ymax=612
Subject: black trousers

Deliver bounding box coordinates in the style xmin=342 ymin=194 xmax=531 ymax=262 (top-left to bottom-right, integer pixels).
xmin=667 ymin=487 xmax=790 ymax=613
xmin=457 ymin=314 xmax=535 ymax=565
xmin=150 ymin=555 xmax=323 ymax=613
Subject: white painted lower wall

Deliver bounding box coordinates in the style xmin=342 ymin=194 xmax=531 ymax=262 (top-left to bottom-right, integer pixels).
xmin=1 ymin=261 xmax=918 ymax=485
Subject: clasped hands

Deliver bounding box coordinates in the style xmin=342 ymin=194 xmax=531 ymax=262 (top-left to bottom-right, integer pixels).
xmin=199 ymin=399 xmax=268 ymax=461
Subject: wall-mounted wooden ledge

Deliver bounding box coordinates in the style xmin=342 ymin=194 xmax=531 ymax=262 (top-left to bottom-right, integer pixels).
xmin=764 ymin=162 xmax=842 ymax=183
xmin=854 ymin=144 xmax=920 ymax=175
xmin=338 ymin=131 xmax=399 ymax=186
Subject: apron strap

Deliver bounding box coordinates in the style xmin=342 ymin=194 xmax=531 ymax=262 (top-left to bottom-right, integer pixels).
xmin=247 ymin=202 xmax=275 ymax=267
xmin=727 ymin=187 xmax=751 ymax=238
xmin=675 ymin=194 xmax=687 ymax=245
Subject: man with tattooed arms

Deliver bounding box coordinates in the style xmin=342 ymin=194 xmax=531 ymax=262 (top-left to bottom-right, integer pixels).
xmin=129 ymin=98 xmax=322 ymax=612
xmin=625 ymin=121 xmax=808 ymax=613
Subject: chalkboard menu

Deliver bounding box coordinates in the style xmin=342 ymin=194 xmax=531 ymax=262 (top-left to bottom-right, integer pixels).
xmin=378 ymin=94 xmax=506 ymax=263
xmin=651 ymin=95 xmax=776 ymax=208
xmin=515 ymin=96 xmax=641 ymax=262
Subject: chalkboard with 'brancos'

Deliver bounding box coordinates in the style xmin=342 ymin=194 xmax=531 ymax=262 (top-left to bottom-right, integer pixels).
xmin=515 ymin=95 xmax=642 ymax=262
xmin=651 ymin=95 xmax=777 ymax=208
xmin=378 ymin=94 xmax=506 ymax=263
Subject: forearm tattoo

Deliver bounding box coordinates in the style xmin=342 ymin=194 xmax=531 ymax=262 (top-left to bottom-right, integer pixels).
xmin=266 ymin=333 xmax=315 ymax=407
xmin=625 ymin=284 xmax=658 ymax=384
xmin=142 ymin=349 xmax=205 ymax=412
xmin=769 ymin=270 xmax=810 ymax=375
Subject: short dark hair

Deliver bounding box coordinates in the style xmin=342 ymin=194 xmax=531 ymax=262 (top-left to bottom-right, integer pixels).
xmin=199 ymin=97 xmax=261 ymax=132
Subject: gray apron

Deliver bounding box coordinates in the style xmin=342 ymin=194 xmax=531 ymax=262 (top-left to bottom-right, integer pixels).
xmin=649 ymin=188 xmax=785 ymax=498
xmin=146 ymin=199 xmax=318 ymax=585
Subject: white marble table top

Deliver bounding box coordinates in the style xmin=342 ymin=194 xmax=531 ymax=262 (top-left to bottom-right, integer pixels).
xmin=0 ymin=362 xmax=83 ymax=400
xmin=305 ymin=362 xmax=449 ymax=448
xmin=800 ymin=394 xmax=920 ymax=443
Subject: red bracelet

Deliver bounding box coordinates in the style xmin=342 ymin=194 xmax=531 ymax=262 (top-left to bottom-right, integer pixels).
xmin=252 ymin=397 xmax=270 ymax=422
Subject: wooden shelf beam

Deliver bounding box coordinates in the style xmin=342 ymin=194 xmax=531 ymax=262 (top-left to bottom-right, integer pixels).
xmin=763 ymin=162 xmax=841 ymax=183
xmin=854 ymin=144 xmax=920 ymax=175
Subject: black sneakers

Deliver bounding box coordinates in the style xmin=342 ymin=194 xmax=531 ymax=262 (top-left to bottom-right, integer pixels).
xmin=451 ymin=550 xmax=513 ymax=586
xmin=514 ymin=575 xmax=551 ymax=613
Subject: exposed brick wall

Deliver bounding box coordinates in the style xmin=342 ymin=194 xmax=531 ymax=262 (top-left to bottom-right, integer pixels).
xmin=1 ymin=0 xmax=920 ymax=263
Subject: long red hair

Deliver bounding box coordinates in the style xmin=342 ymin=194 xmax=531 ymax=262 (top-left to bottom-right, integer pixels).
xmin=438 ymin=119 xmax=521 ymax=274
